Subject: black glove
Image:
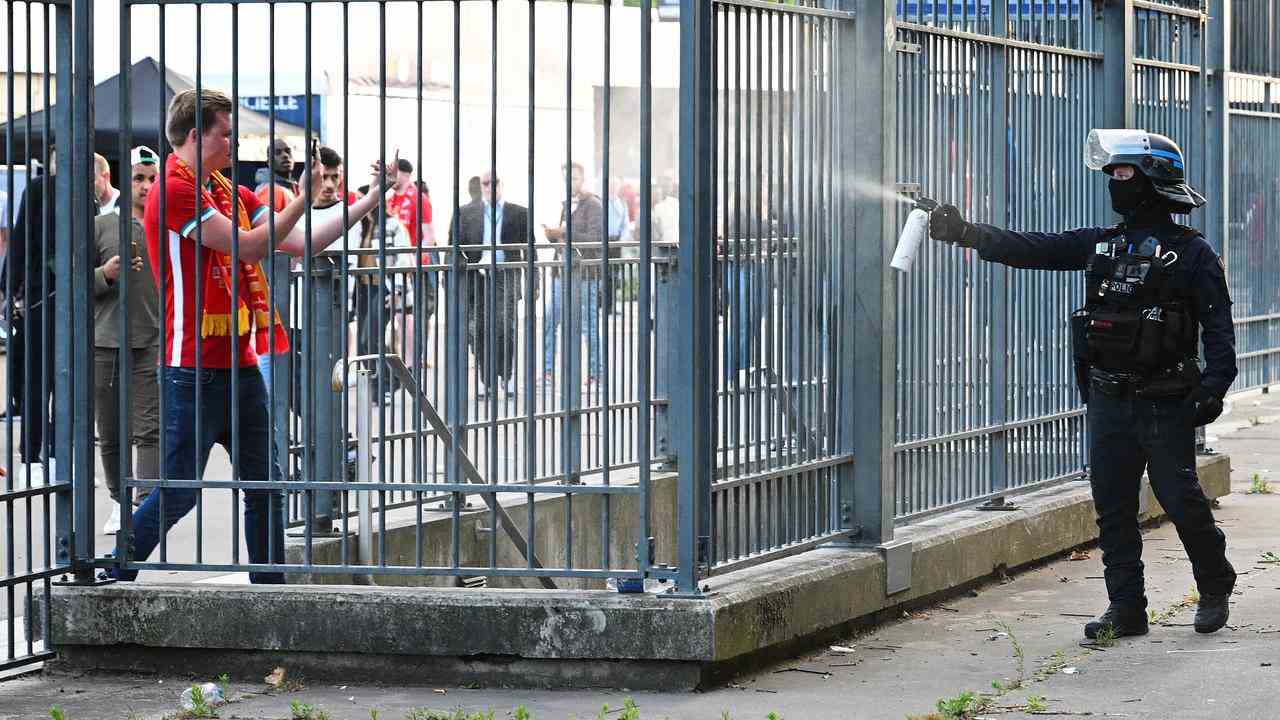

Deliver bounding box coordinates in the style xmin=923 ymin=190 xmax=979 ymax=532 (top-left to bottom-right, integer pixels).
xmin=1186 ymin=386 xmax=1224 ymax=427
xmin=929 ymin=204 xmax=975 ymax=247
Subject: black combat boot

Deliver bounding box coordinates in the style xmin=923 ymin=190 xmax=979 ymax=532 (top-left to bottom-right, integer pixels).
xmin=1194 ymin=594 xmax=1231 ymax=634
xmin=1084 ymin=603 xmax=1149 ymax=640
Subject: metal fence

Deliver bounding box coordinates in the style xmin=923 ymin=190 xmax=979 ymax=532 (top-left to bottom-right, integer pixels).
xmin=5 ymin=0 xmax=1280 ymax=677
xmin=891 ymin=2 xmax=1102 ymax=519
xmin=1224 ymin=1 xmax=1280 ymax=391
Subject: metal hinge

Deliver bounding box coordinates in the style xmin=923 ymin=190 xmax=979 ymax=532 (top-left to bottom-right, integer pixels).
xmin=895 ymin=41 xmax=922 ymax=55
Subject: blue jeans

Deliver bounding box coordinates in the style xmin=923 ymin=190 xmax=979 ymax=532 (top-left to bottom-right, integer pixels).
xmin=113 ymin=365 xmax=287 ymax=584
xmin=542 ymin=275 xmax=601 ymax=379
xmin=726 ymin=263 xmax=766 ymax=377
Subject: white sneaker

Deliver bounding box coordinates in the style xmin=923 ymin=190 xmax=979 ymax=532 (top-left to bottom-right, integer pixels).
xmin=102 ymin=505 xmax=121 ymax=535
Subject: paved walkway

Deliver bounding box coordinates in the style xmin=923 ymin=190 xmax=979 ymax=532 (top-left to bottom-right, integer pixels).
xmin=3 ymin=389 xmax=1278 ymax=719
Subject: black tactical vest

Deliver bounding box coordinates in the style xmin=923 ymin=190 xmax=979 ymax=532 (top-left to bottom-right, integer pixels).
xmin=1071 ymin=225 xmax=1200 ymax=375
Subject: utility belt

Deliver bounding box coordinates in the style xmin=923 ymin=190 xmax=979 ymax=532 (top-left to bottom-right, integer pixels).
xmin=1087 ymin=364 xmax=1199 ymax=399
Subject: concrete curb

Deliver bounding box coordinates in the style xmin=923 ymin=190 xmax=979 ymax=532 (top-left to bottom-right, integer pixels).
xmin=36 ymin=455 xmax=1229 ymax=690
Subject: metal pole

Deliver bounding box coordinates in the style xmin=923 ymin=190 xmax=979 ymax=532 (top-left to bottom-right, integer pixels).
xmin=845 ymin=0 xmax=896 ymax=544
xmin=67 ymin=0 xmax=96 ymax=580
xmin=1102 ymin=0 xmax=1136 ymax=129
xmin=988 ymin=0 xmax=1010 ymax=498
xmin=1207 ymin=0 xmax=1231 ymax=263
xmin=357 ymin=371 xmax=373 ymax=577
xmin=675 ymin=0 xmax=716 ymax=594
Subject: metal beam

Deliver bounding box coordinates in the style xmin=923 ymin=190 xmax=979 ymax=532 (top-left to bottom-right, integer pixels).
xmin=1102 ymin=0 xmax=1136 ymax=128
xmin=676 ymin=0 xmax=716 ymax=594
xmin=845 ymin=0 xmax=895 ymax=544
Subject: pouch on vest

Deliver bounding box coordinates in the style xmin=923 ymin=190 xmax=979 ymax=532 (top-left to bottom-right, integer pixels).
xmin=1086 ymin=310 xmax=1142 ymax=364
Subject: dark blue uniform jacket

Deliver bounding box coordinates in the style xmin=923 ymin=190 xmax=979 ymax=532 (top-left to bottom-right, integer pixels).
xmin=967 ymin=221 xmax=1238 ymax=399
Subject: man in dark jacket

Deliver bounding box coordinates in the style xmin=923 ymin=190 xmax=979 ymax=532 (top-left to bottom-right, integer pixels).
xmin=542 ymin=162 xmax=604 ymax=389
xmin=450 ymin=171 xmax=531 ymax=397
xmin=6 ymin=170 xmax=57 ymax=472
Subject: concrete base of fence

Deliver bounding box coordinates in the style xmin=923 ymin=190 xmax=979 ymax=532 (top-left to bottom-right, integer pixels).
xmin=281 ymin=469 xmax=681 ymax=590
xmin=37 ymin=454 xmax=1229 ymax=690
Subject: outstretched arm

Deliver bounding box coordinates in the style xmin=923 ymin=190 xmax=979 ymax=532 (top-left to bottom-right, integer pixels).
xmin=276 ymin=159 xmax=391 ymax=258
xmin=930 ymin=204 xmax=1103 ymax=271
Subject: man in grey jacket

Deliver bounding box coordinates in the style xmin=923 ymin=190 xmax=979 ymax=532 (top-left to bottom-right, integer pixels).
xmin=92 ymin=147 xmax=161 ymax=534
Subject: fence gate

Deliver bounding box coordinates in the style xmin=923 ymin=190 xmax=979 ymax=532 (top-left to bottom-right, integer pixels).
xmin=1 ymin=0 xmax=91 ymax=676
xmin=698 ymin=0 xmax=859 ymax=575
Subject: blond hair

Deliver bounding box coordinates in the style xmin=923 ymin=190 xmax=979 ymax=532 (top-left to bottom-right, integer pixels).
xmin=166 ymin=88 xmax=234 ymax=147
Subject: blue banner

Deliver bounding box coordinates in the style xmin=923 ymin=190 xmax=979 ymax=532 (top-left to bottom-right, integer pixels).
xmin=239 ymin=95 xmax=325 ymax=139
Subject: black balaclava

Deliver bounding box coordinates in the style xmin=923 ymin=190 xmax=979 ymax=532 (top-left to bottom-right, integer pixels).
xmin=1109 ymin=172 xmax=1170 ymax=225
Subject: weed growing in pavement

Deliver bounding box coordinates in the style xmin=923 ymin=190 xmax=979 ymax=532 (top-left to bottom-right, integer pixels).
xmin=178 ymin=684 xmax=219 ymax=719
xmin=216 ymin=673 xmax=230 ymax=699
xmin=289 ymin=700 xmax=332 ymax=720
xmin=994 ymin=620 xmax=1026 ymax=690
xmin=1249 ymin=474 xmax=1273 ymax=494
xmin=1260 ymin=551 xmax=1280 ymax=564
xmin=932 ymin=691 xmax=991 ymax=720
xmin=1186 ymin=587 xmax=1200 ymax=604
xmin=1033 ymin=650 xmax=1070 ymax=682
xmin=1093 ymin=625 xmax=1118 ymax=648
xmin=48 ymin=708 xmax=65 ymax=720
xmin=403 ymin=709 xmax=494 ymax=720
xmin=514 ymin=708 xmax=531 ymax=720
xmin=1026 ymin=695 xmax=1048 ymax=712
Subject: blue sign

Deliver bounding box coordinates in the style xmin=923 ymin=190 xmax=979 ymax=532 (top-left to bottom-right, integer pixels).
xmin=239 ymin=95 xmax=325 ymax=138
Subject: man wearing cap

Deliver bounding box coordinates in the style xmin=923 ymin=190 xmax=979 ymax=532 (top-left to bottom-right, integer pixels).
xmin=929 ymin=130 xmax=1237 ymax=640
xmin=92 ymin=147 xmax=160 ymax=534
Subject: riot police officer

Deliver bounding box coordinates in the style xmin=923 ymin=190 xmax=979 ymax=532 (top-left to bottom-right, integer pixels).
xmin=928 ymin=130 xmax=1237 ymax=638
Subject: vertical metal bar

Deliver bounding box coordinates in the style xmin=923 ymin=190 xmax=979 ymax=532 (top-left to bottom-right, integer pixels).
xmin=446 ymin=0 xmax=466 ymax=569
xmin=48 ymin=0 xmax=69 ymax=571
xmin=845 ymin=0 xmax=895 ymax=544
xmin=676 ymin=0 xmax=716 ymax=593
xmin=637 ymin=0 xmax=654 ymax=577
xmin=990 ymin=0 xmax=1010 ymax=497
xmin=67 ymin=0 xmax=95 ymax=579
xmin=525 ymin=0 xmax=538 ymax=569
xmin=600 ymin=0 xmax=613 ymax=572
xmin=1102 ymin=1 xmax=1136 ymax=131
xmin=488 ymin=0 xmax=499 ymax=572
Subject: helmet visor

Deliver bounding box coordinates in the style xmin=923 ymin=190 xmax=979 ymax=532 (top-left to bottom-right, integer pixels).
xmin=1084 ymin=129 xmax=1150 ymax=171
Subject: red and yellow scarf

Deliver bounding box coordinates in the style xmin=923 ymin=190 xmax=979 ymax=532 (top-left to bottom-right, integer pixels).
xmin=174 ymin=157 xmax=290 ymax=355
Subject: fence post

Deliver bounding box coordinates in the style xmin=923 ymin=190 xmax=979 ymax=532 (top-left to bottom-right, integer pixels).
xmin=1206 ymin=0 xmax=1231 ymax=258
xmin=268 ymin=255 xmax=292 ymax=499
xmin=1101 ymin=0 xmax=1136 ymax=129
xmin=444 ymin=249 xmax=470 ymax=492
xmin=988 ymin=0 xmax=1010 ymax=497
xmin=838 ymin=0 xmax=895 ymax=545
xmin=675 ymin=0 xmax=715 ymax=594
xmin=652 ymin=253 xmax=676 ymax=470
xmin=56 ymin=0 xmax=96 ymax=581
xmin=308 ymin=256 xmax=340 ymax=530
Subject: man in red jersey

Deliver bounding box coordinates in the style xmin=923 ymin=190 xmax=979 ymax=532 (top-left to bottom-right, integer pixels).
xmin=109 ymin=89 xmax=389 ymax=583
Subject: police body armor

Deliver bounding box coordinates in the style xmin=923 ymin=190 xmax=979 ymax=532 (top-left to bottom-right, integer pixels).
xmin=1070 ymin=225 xmax=1201 ymax=400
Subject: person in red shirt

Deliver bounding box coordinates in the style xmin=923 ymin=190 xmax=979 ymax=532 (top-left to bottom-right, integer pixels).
xmin=110 ymin=89 xmax=391 ymax=584
xmin=386 ymin=158 xmax=436 ymax=370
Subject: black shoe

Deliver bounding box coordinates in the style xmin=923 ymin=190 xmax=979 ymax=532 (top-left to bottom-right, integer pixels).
xmin=1194 ymin=594 xmax=1231 ymax=634
xmin=1084 ymin=603 xmax=1149 ymax=639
